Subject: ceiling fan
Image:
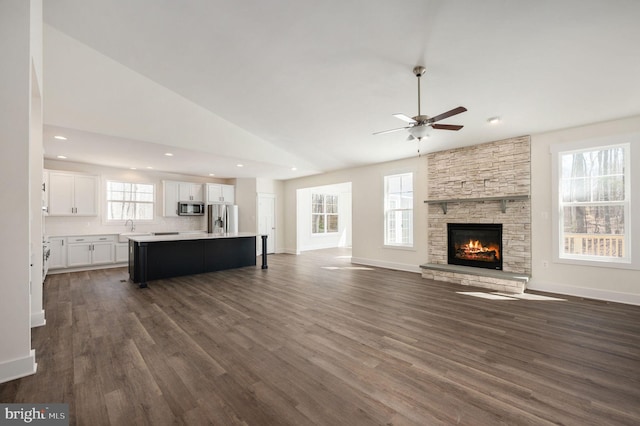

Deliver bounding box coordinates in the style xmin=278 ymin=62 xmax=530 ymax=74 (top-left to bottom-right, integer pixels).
xmin=374 ymin=66 xmax=467 ymax=141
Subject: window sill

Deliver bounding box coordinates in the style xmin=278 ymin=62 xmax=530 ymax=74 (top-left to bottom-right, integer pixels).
xmin=383 ymin=244 xmax=415 ymax=252
xmin=555 ymin=256 xmax=638 ymax=271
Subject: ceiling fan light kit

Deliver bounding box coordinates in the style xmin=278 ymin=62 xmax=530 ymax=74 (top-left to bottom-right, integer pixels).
xmin=374 ymin=65 xmax=467 ymax=141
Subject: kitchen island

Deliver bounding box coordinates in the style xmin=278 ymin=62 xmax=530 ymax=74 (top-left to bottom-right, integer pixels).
xmin=128 ymin=232 xmax=267 ymax=288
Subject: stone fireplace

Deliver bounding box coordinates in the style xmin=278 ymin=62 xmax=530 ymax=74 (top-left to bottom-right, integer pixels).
xmin=421 ymin=136 xmax=531 ymax=293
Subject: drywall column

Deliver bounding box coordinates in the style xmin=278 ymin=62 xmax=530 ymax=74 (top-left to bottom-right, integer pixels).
xmin=0 ymin=0 xmax=40 ymax=383
xmin=29 ymin=0 xmax=45 ymax=327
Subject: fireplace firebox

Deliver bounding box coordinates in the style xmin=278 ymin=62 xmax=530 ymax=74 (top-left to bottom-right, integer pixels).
xmin=447 ymin=223 xmax=503 ymax=270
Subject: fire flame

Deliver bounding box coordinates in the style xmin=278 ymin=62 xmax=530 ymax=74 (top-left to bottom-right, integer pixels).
xmin=460 ymin=239 xmax=500 ymax=260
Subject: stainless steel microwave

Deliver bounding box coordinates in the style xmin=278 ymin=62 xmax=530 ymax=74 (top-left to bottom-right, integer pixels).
xmin=177 ymin=202 xmax=205 ymax=216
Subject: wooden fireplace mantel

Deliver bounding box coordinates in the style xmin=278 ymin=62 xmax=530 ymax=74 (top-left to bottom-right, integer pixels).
xmin=424 ymin=194 xmax=530 ymax=214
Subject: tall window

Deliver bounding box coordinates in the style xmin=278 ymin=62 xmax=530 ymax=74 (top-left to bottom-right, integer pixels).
xmin=312 ymin=194 xmax=338 ymax=234
xmin=557 ymin=143 xmax=630 ymax=263
xmin=384 ymin=173 xmax=413 ymax=247
xmin=106 ymin=181 xmax=155 ymax=221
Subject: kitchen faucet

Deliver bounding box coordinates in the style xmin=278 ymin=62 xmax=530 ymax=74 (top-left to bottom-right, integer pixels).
xmin=125 ymin=219 xmax=135 ymax=232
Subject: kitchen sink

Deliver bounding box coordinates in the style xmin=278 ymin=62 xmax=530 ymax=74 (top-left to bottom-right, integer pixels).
xmin=118 ymin=232 xmax=152 ymax=243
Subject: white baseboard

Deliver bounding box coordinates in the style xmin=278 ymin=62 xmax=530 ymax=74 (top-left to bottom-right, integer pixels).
xmin=47 ymin=262 xmax=127 ymax=275
xmin=351 ymin=257 xmax=422 ymax=274
xmin=0 ymin=349 xmax=37 ymax=384
xmin=527 ymin=279 xmax=640 ymax=306
xmin=31 ymin=310 xmax=46 ymax=328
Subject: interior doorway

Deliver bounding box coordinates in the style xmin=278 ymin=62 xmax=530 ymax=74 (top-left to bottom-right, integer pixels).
xmin=258 ymin=193 xmax=276 ymax=254
xmin=296 ymin=182 xmax=352 ymax=252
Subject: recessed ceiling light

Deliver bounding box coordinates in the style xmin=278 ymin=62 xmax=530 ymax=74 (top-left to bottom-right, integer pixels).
xmin=130 ymin=167 xmax=137 ymax=170
xmin=56 ymin=155 xmax=67 ymax=159
xmin=146 ymin=166 xmax=153 ymax=169
xmin=487 ymin=116 xmax=501 ymax=125
xmin=291 ymin=167 xmax=297 ymax=171
xmin=208 ymin=173 xmax=215 ymax=176
xmin=54 ymin=135 xmax=67 ymax=140
xmin=236 ymin=164 xmax=244 ymax=168
xmin=164 ymin=153 xmax=173 ymax=156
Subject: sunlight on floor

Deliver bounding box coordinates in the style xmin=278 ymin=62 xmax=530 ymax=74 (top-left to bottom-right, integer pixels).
xmin=321 ymin=266 xmax=375 ymax=271
xmin=457 ymin=292 xmax=517 ymax=300
xmin=457 ymin=291 xmax=567 ymax=301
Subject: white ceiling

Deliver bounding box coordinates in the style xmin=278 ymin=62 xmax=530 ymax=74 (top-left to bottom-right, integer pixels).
xmin=42 ymin=0 xmax=640 ymax=180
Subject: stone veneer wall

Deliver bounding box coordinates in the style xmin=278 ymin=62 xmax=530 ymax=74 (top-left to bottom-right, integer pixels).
xmin=426 ymin=136 xmax=531 ymax=276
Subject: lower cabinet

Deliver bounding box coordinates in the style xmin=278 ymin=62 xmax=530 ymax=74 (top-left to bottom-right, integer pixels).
xmin=115 ymin=243 xmax=129 ymax=263
xmin=49 ymin=237 xmax=67 ymax=269
xmin=64 ymin=235 xmax=117 ymax=268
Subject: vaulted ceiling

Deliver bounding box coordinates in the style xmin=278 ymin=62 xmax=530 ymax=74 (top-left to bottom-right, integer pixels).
xmin=43 ymin=0 xmax=640 ymax=179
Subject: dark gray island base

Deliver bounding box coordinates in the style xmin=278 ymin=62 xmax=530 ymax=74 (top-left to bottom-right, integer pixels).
xmin=128 ymin=233 xmax=267 ymax=288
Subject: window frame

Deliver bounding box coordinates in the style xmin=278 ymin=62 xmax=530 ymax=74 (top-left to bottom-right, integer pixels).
xmin=311 ymin=193 xmax=339 ymax=235
xmin=104 ymin=179 xmax=156 ymax=224
xmin=384 ymin=172 xmax=414 ymax=248
xmin=551 ymin=135 xmax=638 ymax=270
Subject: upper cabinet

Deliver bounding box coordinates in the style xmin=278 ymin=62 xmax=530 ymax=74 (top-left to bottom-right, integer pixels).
xmin=206 ymin=183 xmax=235 ymax=204
xmin=47 ymin=171 xmax=98 ymax=216
xmin=178 ymin=182 xmax=204 ymax=202
xmin=163 ymin=180 xmax=205 ymax=217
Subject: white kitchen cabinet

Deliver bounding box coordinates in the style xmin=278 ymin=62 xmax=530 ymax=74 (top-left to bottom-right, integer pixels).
xmin=164 ymin=181 xmax=205 ymax=216
xmin=48 ymin=237 xmax=67 ymax=269
xmin=66 ymin=235 xmax=115 ymax=267
xmin=47 ymin=171 xmax=98 ymax=216
xmin=42 ymin=170 xmax=49 ymax=214
xmin=163 ymin=181 xmax=180 ymax=217
xmin=206 ymin=183 xmax=235 ymax=204
xmin=179 ymin=183 xmax=204 ymax=202
xmin=115 ymin=243 xmax=129 ymax=263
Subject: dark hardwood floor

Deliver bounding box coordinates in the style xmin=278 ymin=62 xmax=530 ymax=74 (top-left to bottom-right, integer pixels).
xmin=2 ymin=248 xmax=639 ymax=425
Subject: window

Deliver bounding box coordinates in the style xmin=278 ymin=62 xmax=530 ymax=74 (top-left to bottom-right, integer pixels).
xmin=556 ymin=143 xmax=630 ymax=263
xmin=384 ymin=173 xmax=413 ymax=247
xmin=312 ymin=194 xmax=338 ymax=234
xmin=106 ymin=181 xmax=155 ymax=221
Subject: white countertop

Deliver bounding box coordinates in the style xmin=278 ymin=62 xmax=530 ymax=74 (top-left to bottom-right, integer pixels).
xmin=128 ymin=232 xmax=261 ymax=243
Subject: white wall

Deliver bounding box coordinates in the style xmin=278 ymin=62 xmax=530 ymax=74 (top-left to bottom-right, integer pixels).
xmin=44 ymin=160 xmax=230 ymax=236
xmin=234 ymin=178 xmax=258 ymax=233
xmin=297 ymin=182 xmax=352 ymax=251
xmin=529 ymin=115 xmax=640 ymax=305
xmin=284 ymin=156 xmax=428 ymax=272
xmin=0 ymin=0 xmax=40 ymax=383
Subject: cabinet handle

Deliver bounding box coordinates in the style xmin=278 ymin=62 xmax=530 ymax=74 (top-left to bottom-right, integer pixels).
xmin=99 ymin=238 xmax=107 ymax=240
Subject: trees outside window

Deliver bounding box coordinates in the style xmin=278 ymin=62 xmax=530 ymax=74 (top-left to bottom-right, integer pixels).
xmin=106 ymin=181 xmax=155 ymax=221
xmin=384 ymin=173 xmax=413 ymax=247
xmin=312 ymin=194 xmax=338 ymax=234
xmin=558 ymin=144 xmax=629 ymax=262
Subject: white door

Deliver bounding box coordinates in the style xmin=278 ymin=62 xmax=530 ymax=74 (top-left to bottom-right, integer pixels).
xmin=258 ymin=194 xmax=276 ymax=254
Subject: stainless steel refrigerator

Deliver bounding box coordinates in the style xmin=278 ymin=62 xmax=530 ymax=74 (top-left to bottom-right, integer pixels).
xmin=207 ymin=203 xmax=238 ymax=234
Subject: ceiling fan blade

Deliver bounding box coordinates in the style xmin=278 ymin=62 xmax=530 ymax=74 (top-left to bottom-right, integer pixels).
xmin=393 ymin=113 xmax=417 ymax=124
xmin=428 ymin=106 xmax=467 ymax=124
xmin=373 ymin=126 xmax=411 ymax=135
xmin=431 ymin=124 xmax=463 ymax=131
